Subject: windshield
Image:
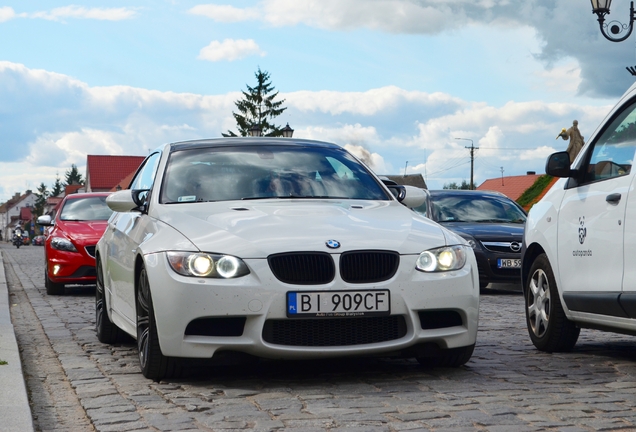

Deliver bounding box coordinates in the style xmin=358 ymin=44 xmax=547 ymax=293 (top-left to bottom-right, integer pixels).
xmin=60 ymin=196 xmax=113 ymax=221
xmin=431 ymin=194 xmax=526 ymax=223
xmin=160 ymin=145 xmax=390 ymax=203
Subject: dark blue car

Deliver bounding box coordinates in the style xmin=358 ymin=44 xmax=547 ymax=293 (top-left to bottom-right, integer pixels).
xmin=413 ymin=189 xmax=526 ymax=292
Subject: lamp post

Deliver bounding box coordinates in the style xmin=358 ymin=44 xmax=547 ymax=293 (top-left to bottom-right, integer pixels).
xmin=591 ymin=0 xmax=636 ymax=42
xmin=455 ymin=137 xmax=478 ymax=190
xmin=281 ymin=123 xmax=294 ymax=138
xmin=248 ymin=124 xmax=262 ymax=137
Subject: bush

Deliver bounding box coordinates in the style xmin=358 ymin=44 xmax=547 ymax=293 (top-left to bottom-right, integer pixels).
xmin=516 ymin=175 xmax=554 ymax=208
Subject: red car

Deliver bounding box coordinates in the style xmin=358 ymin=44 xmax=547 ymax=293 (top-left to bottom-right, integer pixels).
xmin=37 ymin=192 xmax=113 ymax=295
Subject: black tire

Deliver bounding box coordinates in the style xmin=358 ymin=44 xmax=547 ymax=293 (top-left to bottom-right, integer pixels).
xmin=525 ymin=253 xmax=580 ymax=352
xmin=136 ymin=266 xmax=179 ymax=381
xmin=95 ymin=258 xmax=125 ymax=344
xmin=416 ymin=344 xmax=475 ymax=368
xmin=45 ymin=271 xmax=65 ymax=295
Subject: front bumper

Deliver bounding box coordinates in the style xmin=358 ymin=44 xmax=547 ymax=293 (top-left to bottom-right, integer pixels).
xmin=142 ymin=252 xmax=480 ymax=360
xmin=474 ymin=251 xmax=521 ymax=285
xmin=46 ymin=246 xmax=97 ymax=284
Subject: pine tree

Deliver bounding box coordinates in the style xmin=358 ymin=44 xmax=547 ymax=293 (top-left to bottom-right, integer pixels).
xmin=51 ymin=174 xmax=63 ymax=196
xmin=34 ymin=182 xmax=49 ymax=217
xmin=223 ymin=68 xmax=287 ymax=137
xmin=65 ymin=164 xmax=84 ymax=186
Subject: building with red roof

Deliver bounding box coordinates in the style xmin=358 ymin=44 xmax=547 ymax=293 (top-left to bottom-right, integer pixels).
xmin=477 ymin=172 xmax=542 ymax=201
xmin=85 ymin=155 xmax=145 ymax=192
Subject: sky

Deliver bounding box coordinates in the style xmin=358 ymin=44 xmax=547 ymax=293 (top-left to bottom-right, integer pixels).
xmin=1 ymin=0 xmax=636 ymax=202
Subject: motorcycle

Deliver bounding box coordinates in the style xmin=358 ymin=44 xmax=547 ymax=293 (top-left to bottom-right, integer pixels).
xmin=13 ymin=229 xmax=23 ymax=249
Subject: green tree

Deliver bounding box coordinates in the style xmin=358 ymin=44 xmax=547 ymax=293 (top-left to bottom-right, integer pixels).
xmin=65 ymin=164 xmax=84 ymax=186
xmin=34 ymin=182 xmax=49 ymax=217
xmin=223 ymin=68 xmax=287 ymax=137
xmin=51 ymin=173 xmax=63 ymax=196
xmin=443 ymin=180 xmax=471 ymax=190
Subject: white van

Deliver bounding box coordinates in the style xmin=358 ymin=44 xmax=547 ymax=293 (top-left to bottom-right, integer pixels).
xmin=522 ymin=83 xmax=636 ymax=352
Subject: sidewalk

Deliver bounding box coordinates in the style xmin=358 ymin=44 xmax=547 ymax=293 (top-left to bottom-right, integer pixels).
xmin=0 ymin=250 xmax=35 ymax=431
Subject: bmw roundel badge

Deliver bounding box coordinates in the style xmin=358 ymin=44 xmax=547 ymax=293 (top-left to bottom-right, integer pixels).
xmin=326 ymin=239 xmax=341 ymax=249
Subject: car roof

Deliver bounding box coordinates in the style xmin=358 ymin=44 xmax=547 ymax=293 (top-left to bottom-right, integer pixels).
xmin=168 ymin=137 xmax=341 ymax=152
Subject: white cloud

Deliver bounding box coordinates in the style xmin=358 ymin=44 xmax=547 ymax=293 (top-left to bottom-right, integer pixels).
xmin=188 ymin=4 xmax=259 ymax=22
xmin=197 ymin=39 xmax=265 ymax=62
xmin=286 ymin=86 xmax=461 ymax=116
xmin=0 ymin=6 xmax=15 ymax=22
xmin=190 ymin=0 xmax=512 ymax=33
xmin=0 ymin=61 xmax=615 ymax=200
xmin=28 ymin=6 xmax=137 ymax=21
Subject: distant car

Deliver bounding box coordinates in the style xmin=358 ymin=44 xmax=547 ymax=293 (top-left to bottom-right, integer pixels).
xmin=37 ymin=193 xmax=113 ymax=295
xmin=96 ymin=138 xmax=480 ymax=380
xmin=413 ymin=189 xmax=526 ymax=291
xmin=32 ymin=235 xmax=45 ymax=246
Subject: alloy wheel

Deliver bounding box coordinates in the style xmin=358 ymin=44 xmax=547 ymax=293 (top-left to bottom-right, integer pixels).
xmin=527 ymin=268 xmax=551 ymax=338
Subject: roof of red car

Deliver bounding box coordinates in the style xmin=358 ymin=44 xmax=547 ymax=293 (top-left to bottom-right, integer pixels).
xmin=87 ymin=155 xmax=145 ymax=190
xmin=64 ymin=192 xmax=111 ymax=200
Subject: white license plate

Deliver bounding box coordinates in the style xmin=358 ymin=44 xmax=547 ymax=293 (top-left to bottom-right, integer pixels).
xmin=498 ymin=258 xmax=521 ymax=268
xmin=287 ymin=290 xmax=390 ymax=318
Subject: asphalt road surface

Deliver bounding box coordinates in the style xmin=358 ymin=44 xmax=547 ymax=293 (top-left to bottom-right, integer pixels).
xmin=4 ymin=243 xmax=636 ymax=431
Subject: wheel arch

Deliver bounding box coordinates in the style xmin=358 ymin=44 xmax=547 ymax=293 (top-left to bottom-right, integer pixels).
xmin=522 ymin=242 xmax=546 ymax=294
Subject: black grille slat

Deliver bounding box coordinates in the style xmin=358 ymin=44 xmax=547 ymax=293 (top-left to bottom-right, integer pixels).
xmin=340 ymin=251 xmax=399 ymax=283
xmin=262 ymin=316 xmax=406 ymax=346
xmin=268 ymin=252 xmax=335 ymax=285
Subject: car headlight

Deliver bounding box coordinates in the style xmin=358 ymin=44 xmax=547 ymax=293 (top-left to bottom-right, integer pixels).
xmin=166 ymin=252 xmax=250 ymax=278
xmin=416 ymin=245 xmax=468 ymax=272
xmin=50 ymin=237 xmax=78 ymax=252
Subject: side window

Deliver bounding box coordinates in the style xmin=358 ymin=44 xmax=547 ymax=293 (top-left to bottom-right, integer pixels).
xmin=130 ymin=152 xmax=161 ymax=190
xmin=582 ymin=100 xmax=636 ymax=184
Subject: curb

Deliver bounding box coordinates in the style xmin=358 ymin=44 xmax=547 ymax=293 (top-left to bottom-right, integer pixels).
xmin=0 ymin=251 xmax=35 ymax=431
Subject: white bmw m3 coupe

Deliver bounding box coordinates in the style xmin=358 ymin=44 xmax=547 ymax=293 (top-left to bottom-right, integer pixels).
xmin=95 ymin=138 xmax=479 ymax=380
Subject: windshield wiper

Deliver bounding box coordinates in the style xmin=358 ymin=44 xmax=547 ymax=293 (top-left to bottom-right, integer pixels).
xmin=472 ymin=218 xmax=512 ymax=223
xmin=242 ymin=195 xmax=348 ymax=200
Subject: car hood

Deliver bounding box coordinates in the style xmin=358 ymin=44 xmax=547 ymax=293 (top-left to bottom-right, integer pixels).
xmin=439 ymin=222 xmax=524 ymax=242
xmin=57 ymin=221 xmax=109 ymax=243
xmin=151 ymin=200 xmax=450 ymax=258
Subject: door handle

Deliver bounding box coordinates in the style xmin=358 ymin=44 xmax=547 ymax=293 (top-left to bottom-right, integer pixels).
xmin=606 ymin=193 xmax=621 ymax=204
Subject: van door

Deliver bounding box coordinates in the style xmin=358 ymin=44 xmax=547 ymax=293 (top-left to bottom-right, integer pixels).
xmin=620 ymin=175 xmax=636 ymax=317
xmin=557 ymin=100 xmax=636 ymax=318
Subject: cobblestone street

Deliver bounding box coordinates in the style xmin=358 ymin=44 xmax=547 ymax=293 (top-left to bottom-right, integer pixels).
xmin=4 ymin=242 xmax=636 ymax=431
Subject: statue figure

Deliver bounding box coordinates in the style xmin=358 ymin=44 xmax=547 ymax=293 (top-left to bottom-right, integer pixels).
xmin=556 ymin=120 xmax=584 ymax=163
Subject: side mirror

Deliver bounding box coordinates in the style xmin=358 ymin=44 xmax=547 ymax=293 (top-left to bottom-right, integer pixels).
xmin=546 ymin=151 xmax=573 ymax=178
xmin=401 ymin=186 xmax=427 ymax=209
xmin=386 ymin=184 xmax=406 ymax=201
xmin=106 ymin=189 xmax=139 ymax=212
xmin=36 ymin=215 xmax=52 ymax=226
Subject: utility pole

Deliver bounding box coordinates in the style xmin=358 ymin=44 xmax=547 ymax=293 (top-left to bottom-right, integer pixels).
xmin=404 ymin=161 xmax=408 ymax=177
xmin=455 ymin=138 xmax=479 ymax=190
xmin=500 ymin=167 xmax=505 ymax=186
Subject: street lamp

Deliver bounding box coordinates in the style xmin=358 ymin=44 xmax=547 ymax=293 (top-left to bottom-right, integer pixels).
xmin=281 ymin=123 xmax=294 ymax=138
xmin=248 ymin=124 xmax=262 ymax=137
xmin=591 ymin=0 xmax=636 ymax=42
